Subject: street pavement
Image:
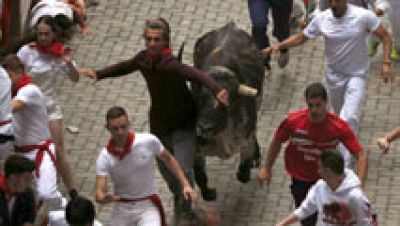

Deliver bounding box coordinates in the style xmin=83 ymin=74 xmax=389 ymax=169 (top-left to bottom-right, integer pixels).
xmin=54 ymin=0 xmax=400 ymax=225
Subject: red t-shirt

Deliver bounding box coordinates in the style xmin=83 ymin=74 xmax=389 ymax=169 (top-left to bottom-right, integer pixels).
xmin=275 ymin=109 xmax=362 ymax=181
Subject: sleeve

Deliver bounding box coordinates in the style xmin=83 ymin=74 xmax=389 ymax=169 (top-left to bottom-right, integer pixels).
xmin=364 ymin=10 xmax=380 ymax=31
xmin=57 ymin=59 xmax=77 ymax=76
xmin=0 ymin=68 xmax=11 ymax=101
xmin=96 ymin=55 xmax=139 ymax=80
xmin=148 ymin=134 xmax=165 ymax=156
xmin=351 ymin=193 xmax=375 ymax=226
xmin=274 ymin=117 xmax=292 ymax=143
xmin=162 ymin=57 xmax=223 ymax=95
xmin=16 ymin=45 xmax=30 ymax=65
xmin=339 ymin=123 xmax=362 ymax=155
xmin=96 ymin=150 xmax=110 ymax=176
xmin=14 ymin=86 xmax=39 ymax=106
xmin=293 ymin=183 xmax=319 ymax=220
xmin=303 ymin=14 xmax=322 ymax=39
xmin=375 ymin=0 xmax=389 ymax=12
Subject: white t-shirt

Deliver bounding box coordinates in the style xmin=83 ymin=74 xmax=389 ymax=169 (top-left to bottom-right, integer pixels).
xmin=0 ymin=67 xmax=13 ymax=136
xmin=13 ymin=84 xmax=51 ymax=146
xmin=17 ymin=44 xmax=74 ymax=102
xmin=96 ymin=133 xmax=165 ymax=199
xmin=30 ymin=0 xmax=73 ymax=28
xmin=304 ymin=4 xmax=380 ymax=75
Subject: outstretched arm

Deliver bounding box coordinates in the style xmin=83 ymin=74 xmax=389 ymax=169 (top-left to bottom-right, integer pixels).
xmin=257 ymin=138 xmax=283 ymax=185
xmin=377 ymin=125 xmax=400 ymax=154
xmin=262 ymin=33 xmax=309 ymax=55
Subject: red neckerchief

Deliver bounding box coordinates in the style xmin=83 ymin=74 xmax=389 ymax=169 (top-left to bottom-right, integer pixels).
xmin=146 ymin=48 xmax=172 ymax=68
xmin=106 ymin=131 xmax=135 ymax=160
xmin=0 ymin=173 xmax=17 ymax=201
xmin=12 ymin=75 xmax=33 ymax=97
xmin=29 ymin=41 xmax=67 ymax=58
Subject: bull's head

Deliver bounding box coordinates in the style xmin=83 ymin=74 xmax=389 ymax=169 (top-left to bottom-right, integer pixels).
xmin=195 ymin=65 xmax=257 ymax=143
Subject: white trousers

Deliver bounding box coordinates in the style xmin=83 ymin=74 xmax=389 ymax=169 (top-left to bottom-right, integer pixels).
xmin=388 ymin=6 xmax=400 ymax=49
xmin=325 ymin=67 xmax=367 ymax=167
xmin=108 ymin=199 xmax=161 ymax=226
xmin=18 ymin=143 xmax=64 ymax=210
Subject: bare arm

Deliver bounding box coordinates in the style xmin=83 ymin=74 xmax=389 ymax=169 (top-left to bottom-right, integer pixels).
xmin=157 ymin=150 xmax=197 ymax=202
xmin=12 ymin=99 xmax=25 ymax=113
xmin=355 ymin=151 xmax=368 ymax=188
xmin=257 ymin=138 xmax=283 ymax=185
xmin=95 ymin=175 xmax=119 ymax=204
xmin=263 ymin=33 xmax=309 ymax=55
xmin=377 ymin=125 xmax=400 ymax=153
xmin=275 ymin=213 xmax=300 ymax=226
xmin=63 ymin=48 xmax=79 ymax=82
xmin=372 ymin=23 xmax=395 ymax=83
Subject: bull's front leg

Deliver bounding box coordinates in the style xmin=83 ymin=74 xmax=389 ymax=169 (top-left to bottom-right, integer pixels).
xmin=236 ymin=133 xmax=260 ymax=183
xmin=194 ymin=154 xmax=217 ymax=201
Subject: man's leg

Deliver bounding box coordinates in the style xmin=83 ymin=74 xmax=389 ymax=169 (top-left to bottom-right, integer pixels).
xmin=156 ymin=128 xmax=196 ymax=222
xmin=108 ymin=203 xmax=137 ymax=226
xmin=271 ymin=0 xmax=293 ymax=68
xmin=35 ymin=144 xmax=65 ymax=209
xmin=290 ymin=178 xmax=317 ymax=226
xmin=137 ymin=200 xmax=162 ymax=226
xmin=324 ymin=68 xmax=353 ymax=167
xmin=48 ymin=118 xmax=75 ymax=192
xmin=388 ymin=6 xmax=400 ymax=60
xmin=247 ymin=0 xmax=271 ymax=69
xmin=338 ymin=76 xmax=366 ymax=167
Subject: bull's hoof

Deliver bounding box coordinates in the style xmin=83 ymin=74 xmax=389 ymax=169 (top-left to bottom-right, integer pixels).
xmin=236 ymin=167 xmax=251 ymax=183
xmin=201 ymin=187 xmax=217 ymax=201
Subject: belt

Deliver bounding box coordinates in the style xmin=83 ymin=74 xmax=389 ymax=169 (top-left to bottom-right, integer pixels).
xmin=0 ymin=134 xmax=14 ymax=144
xmin=15 ymin=139 xmax=55 ymax=177
xmin=0 ymin=119 xmax=12 ymax=126
xmin=117 ymin=194 xmax=166 ymax=226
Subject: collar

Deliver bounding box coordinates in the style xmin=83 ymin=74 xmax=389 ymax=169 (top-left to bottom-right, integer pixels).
xmin=146 ymin=48 xmax=172 ymax=67
xmin=106 ymin=131 xmax=135 ymax=160
xmin=29 ymin=41 xmax=67 ymax=58
xmin=12 ymin=75 xmax=33 ymax=97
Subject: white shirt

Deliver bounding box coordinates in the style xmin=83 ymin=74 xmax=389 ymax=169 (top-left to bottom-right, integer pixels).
xmin=96 ymin=133 xmax=164 ymax=199
xmin=17 ymin=45 xmax=74 ymax=102
xmin=304 ymin=4 xmax=380 ymax=75
xmin=30 ymin=0 xmax=73 ymax=28
xmin=13 ymin=84 xmax=51 ymax=146
xmin=0 ymin=67 xmax=13 ymax=135
xmin=294 ymin=169 xmax=375 ymax=226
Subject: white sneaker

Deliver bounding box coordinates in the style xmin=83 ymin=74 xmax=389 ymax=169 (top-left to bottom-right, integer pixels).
xmin=278 ymin=51 xmax=289 ymax=68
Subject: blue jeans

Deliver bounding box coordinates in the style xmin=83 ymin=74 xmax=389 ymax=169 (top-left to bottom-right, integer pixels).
xmin=247 ymin=0 xmax=293 ymax=50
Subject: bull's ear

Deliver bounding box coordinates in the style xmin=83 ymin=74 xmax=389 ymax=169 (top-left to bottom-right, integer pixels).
xmin=209 ymin=47 xmax=223 ymax=65
xmin=238 ymin=84 xmax=257 ymax=97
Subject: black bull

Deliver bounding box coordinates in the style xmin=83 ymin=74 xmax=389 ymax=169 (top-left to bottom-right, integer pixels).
xmin=191 ymin=22 xmax=265 ymax=199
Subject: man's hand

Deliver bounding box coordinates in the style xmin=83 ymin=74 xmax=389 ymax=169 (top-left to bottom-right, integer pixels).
xmin=182 ymin=185 xmax=198 ymax=204
xmin=63 ymin=47 xmax=73 ymax=63
xmin=377 ymin=137 xmax=390 ymax=154
xmin=257 ymin=167 xmax=272 ymax=186
xmin=382 ymin=64 xmax=395 ymax=83
xmin=97 ymin=193 xmax=120 ymax=204
xmin=261 ymin=45 xmax=280 ymax=56
xmin=214 ymin=89 xmax=229 ymax=108
xmin=79 ymin=68 xmax=98 ymax=84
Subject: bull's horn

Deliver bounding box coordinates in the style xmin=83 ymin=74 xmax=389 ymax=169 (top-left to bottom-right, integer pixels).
xmin=238 ymin=84 xmax=258 ymax=97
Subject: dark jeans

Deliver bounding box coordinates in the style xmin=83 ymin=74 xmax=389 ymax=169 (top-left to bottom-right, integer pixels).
xmin=290 ymin=178 xmax=318 ymax=226
xmin=247 ymin=0 xmax=293 ymax=50
xmin=156 ymin=128 xmax=196 ymax=215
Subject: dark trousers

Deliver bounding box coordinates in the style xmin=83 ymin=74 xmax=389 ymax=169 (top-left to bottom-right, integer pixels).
xmin=156 ymin=128 xmax=196 ymax=215
xmin=247 ymin=0 xmax=293 ymax=50
xmin=290 ymin=178 xmax=318 ymax=226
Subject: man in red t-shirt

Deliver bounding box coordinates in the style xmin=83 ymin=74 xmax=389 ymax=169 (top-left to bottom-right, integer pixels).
xmin=257 ymin=82 xmax=367 ymax=226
